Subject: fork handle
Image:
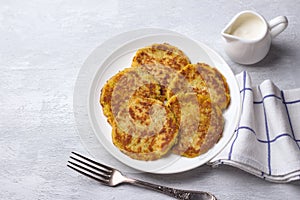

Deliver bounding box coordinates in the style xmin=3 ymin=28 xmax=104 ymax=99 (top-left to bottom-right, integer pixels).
xmin=127 ymin=178 xmax=217 ymax=200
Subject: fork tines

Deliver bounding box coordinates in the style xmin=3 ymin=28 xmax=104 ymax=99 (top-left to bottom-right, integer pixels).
xmin=67 ymin=152 xmax=112 ymax=184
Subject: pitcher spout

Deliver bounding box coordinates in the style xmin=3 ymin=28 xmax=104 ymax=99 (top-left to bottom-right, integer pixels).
xmin=222 ymin=32 xmax=237 ymax=43
xmin=221 ymin=17 xmax=240 ymax=43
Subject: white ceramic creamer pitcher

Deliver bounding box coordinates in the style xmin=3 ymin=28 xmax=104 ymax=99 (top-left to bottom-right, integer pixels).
xmin=222 ymin=10 xmax=288 ymax=65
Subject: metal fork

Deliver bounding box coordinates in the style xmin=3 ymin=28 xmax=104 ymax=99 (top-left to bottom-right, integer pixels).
xmin=67 ymin=152 xmax=217 ymax=200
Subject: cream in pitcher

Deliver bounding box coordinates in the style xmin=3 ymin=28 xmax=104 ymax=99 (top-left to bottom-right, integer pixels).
xmin=222 ymin=10 xmax=288 ymax=65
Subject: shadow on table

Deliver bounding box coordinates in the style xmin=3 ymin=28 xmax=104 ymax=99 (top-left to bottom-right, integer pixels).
xmin=130 ymin=164 xmax=300 ymax=186
xmin=248 ymin=42 xmax=296 ymax=68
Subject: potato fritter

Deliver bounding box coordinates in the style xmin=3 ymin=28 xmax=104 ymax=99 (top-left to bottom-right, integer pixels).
xmin=179 ymin=63 xmax=230 ymax=110
xmin=131 ymin=43 xmax=190 ymax=71
xmin=166 ymin=93 xmax=224 ymax=157
xmin=100 ymin=67 xmax=161 ymax=125
xmin=112 ymin=97 xmax=179 ymax=161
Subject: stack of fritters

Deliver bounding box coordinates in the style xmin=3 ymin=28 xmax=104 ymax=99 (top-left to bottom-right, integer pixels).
xmin=100 ymin=43 xmax=230 ymax=161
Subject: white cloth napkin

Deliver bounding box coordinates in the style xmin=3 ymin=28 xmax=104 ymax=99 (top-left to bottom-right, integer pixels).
xmin=209 ymin=71 xmax=300 ymax=183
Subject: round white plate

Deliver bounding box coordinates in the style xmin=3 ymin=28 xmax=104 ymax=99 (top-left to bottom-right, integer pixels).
xmin=78 ymin=29 xmax=241 ymax=174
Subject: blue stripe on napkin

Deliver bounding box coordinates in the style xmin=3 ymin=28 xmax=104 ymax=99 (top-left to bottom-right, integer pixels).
xmin=209 ymin=71 xmax=300 ymax=183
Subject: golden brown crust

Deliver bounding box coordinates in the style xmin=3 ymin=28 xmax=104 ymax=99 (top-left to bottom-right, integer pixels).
xmin=179 ymin=63 xmax=230 ymax=110
xmin=198 ymin=105 xmax=224 ymax=154
xmin=131 ymin=43 xmax=190 ymax=71
xmin=100 ymin=67 xmax=161 ymax=125
xmin=166 ymin=93 xmax=224 ymax=158
xmin=100 ymin=68 xmax=130 ymax=125
xmin=131 ymin=43 xmax=191 ymax=101
xmin=112 ymin=97 xmax=179 ymax=161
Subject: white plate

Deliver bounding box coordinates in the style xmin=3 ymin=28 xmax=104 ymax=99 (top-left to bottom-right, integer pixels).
xmin=86 ymin=31 xmax=241 ymax=174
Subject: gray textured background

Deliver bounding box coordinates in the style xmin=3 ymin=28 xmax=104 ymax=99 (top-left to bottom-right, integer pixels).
xmin=1 ymin=0 xmax=299 ymax=199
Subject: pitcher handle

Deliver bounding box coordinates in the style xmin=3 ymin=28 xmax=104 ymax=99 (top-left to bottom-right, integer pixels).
xmin=268 ymin=16 xmax=288 ymax=38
